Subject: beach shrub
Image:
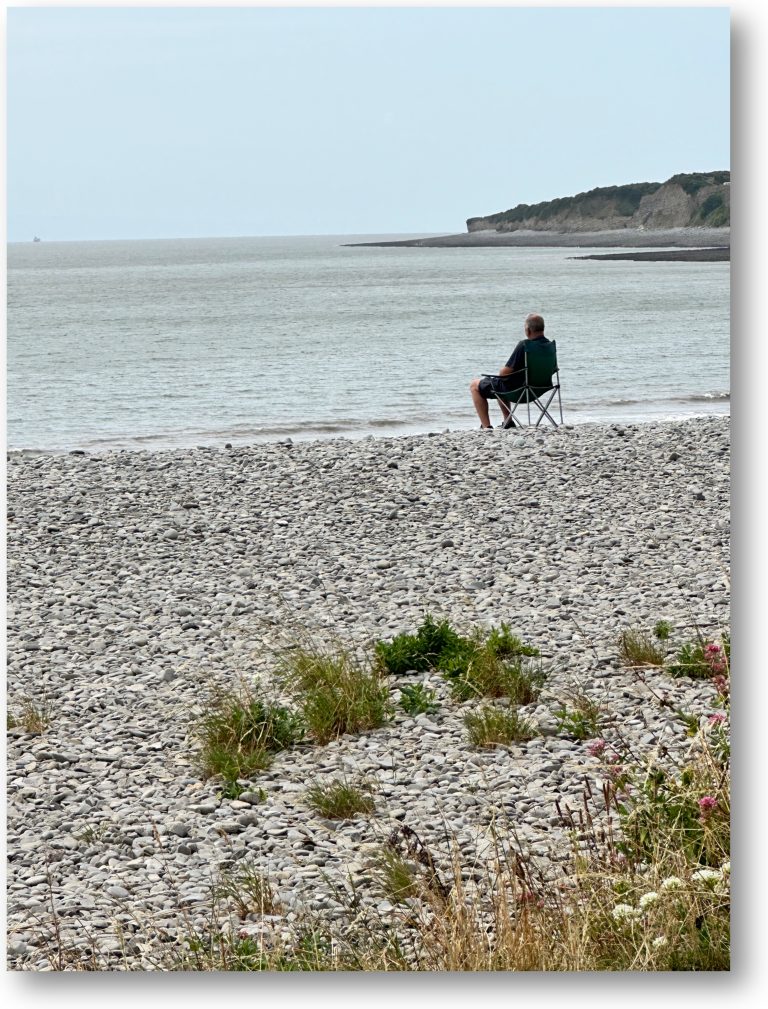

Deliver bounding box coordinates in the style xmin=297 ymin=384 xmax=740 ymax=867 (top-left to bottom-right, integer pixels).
xmin=618 ymin=627 xmax=666 ymax=667
xmin=376 ymin=617 xmax=544 ymax=703
xmin=399 ymin=682 xmax=439 ymax=716
xmin=464 ymin=705 xmax=537 ymax=748
xmin=304 ymin=776 xmax=377 ymax=820
xmin=281 ymin=646 xmax=392 ymax=744
xmin=196 ymin=686 xmax=303 ymax=785
xmin=374 ymin=615 xmax=463 ymax=675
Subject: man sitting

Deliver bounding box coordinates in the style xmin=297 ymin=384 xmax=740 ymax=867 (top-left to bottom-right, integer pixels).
xmin=469 ymin=313 xmax=552 ymax=429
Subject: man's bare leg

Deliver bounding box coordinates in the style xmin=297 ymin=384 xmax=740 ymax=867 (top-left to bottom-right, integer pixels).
xmin=469 ymin=378 xmax=492 ymax=428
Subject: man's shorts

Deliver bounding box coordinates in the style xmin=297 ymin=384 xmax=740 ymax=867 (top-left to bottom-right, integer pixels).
xmin=477 ymin=375 xmax=522 ymax=399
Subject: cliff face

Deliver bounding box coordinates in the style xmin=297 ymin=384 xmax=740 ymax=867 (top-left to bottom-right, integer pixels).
xmin=467 ymin=172 xmax=730 ymax=233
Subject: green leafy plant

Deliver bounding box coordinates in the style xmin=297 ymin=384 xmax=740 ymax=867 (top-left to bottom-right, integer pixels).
xmin=667 ymin=634 xmax=730 ymax=680
xmin=556 ymin=694 xmax=601 ymax=740
xmin=376 ymin=617 xmax=544 ymax=703
xmin=305 ymin=776 xmax=377 ymax=819
xmin=464 ymin=705 xmax=537 ymax=748
xmin=374 ymin=615 xmax=463 ymax=675
xmin=281 ymin=647 xmax=392 ymax=744
xmin=616 ymin=763 xmax=729 ymax=868
xmin=399 ymin=682 xmax=439 ymax=716
xmin=654 ymin=620 xmax=673 ymax=641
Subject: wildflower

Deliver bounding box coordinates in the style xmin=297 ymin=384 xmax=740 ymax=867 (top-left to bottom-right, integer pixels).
xmin=611 ymin=903 xmax=641 ymax=922
xmin=660 ymin=876 xmax=684 ymax=892
xmin=639 ymin=891 xmax=660 ymax=910
xmin=711 ymin=674 xmax=730 ymax=698
xmin=586 ymin=738 xmax=606 ymax=758
xmin=720 ymin=860 xmax=730 ymax=875
xmin=606 ymin=762 xmax=626 ymax=782
xmin=708 ymin=713 xmax=727 ymax=726
xmin=652 ymin=936 xmax=668 ymax=949
xmin=698 ymin=796 xmax=717 ymax=814
xmin=692 ymin=868 xmax=721 ymax=887
xmin=704 ymin=642 xmax=728 ymax=674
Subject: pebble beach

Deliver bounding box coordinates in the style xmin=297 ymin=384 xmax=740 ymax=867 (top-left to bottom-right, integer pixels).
xmin=6 ymin=415 xmax=731 ymax=969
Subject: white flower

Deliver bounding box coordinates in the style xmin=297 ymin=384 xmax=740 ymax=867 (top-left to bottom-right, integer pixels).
xmin=612 ymin=903 xmax=641 ymax=921
xmin=720 ymin=860 xmax=730 ymax=875
xmin=660 ymin=876 xmax=684 ymax=892
xmin=652 ymin=936 xmax=668 ymax=949
xmin=639 ymin=891 xmax=660 ymax=910
xmin=692 ymin=868 xmax=722 ymax=886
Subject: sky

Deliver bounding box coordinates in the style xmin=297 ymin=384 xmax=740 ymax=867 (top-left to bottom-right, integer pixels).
xmin=6 ymin=4 xmax=732 ymax=242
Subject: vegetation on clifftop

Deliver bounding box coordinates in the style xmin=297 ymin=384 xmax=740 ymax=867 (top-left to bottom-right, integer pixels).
xmin=467 ymin=170 xmax=730 ymax=233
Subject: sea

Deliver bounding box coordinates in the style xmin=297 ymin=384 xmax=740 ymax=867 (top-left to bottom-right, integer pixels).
xmin=6 ymin=235 xmax=730 ymax=453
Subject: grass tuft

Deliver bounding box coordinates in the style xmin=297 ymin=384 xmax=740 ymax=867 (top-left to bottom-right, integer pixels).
xmin=280 ymin=646 xmax=392 ymax=744
xmin=196 ymin=685 xmax=303 ymax=785
xmin=304 ymin=776 xmax=377 ymax=819
xmin=376 ymin=848 xmax=421 ymax=904
xmin=8 ymin=696 xmax=51 ymax=733
xmin=212 ymin=859 xmax=282 ymax=918
xmin=618 ymin=628 xmax=667 ymax=667
xmin=464 ymin=705 xmax=537 ymax=748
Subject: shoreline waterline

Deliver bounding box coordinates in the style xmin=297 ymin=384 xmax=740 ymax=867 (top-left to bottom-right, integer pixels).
xmin=6 ymin=401 xmax=730 ymax=456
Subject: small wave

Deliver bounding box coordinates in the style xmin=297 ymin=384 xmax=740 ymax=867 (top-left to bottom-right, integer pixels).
xmin=679 ymin=391 xmax=730 ymax=402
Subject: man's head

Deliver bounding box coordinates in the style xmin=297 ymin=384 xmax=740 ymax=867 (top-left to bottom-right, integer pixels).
xmin=524 ymin=313 xmax=545 ymax=337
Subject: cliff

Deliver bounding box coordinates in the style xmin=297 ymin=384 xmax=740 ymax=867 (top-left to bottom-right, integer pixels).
xmin=466 ymin=171 xmax=730 ymax=234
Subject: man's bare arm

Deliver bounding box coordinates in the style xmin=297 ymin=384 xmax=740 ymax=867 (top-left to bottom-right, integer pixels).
xmin=498 ymin=365 xmax=515 ymax=376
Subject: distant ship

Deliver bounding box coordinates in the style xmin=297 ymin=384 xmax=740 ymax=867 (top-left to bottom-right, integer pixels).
xmin=33 ymin=236 xmax=41 ymax=242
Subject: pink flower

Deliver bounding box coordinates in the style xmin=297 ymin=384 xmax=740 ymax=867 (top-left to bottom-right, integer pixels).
xmin=712 ymin=674 xmax=730 ymax=698
xmin=704 ymin=643 xmax=728 ymax=675
xmin=698 ymin=796 xmax=717 ymax=814
xmin=708 ymin=713 xmax=727 ymax=726
xmin=586 ymin=739 xmax=606 ymax=758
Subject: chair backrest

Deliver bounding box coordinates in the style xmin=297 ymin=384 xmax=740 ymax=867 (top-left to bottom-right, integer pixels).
xmin=525 ymin=339 xmax=558 ymax=391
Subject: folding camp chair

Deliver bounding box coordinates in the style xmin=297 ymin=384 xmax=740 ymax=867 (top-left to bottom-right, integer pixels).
xmin=484 ymin=339 xmax=563 ymax=427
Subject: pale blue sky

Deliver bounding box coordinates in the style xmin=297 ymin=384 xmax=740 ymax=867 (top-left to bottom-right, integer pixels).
xmin=7 ymin=5 xmax=730 ymax=242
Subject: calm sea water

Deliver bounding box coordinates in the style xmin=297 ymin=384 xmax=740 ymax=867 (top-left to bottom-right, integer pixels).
xmin=6 ymin=235 xmax=730 ymax=452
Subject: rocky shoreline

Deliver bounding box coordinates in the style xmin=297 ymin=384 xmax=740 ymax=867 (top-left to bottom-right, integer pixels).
xmin=345 ymin=227 xmax=730 ymax=250
xmin=6 ymin=416 xmax=731 ymax=970
xmin=572 ymin=247 xmax=729 ymax=263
